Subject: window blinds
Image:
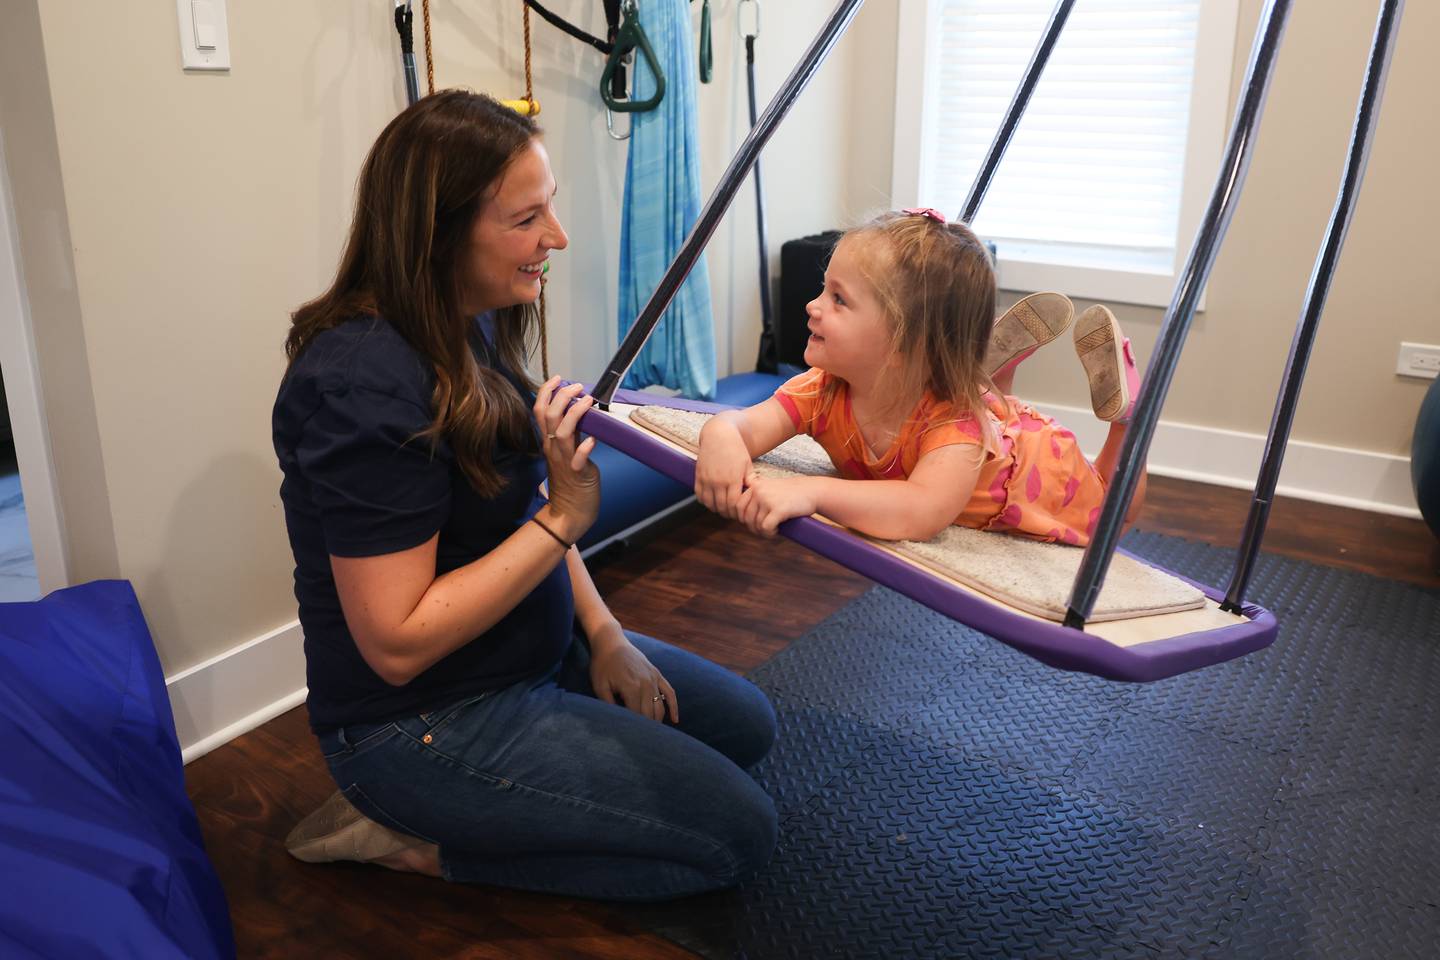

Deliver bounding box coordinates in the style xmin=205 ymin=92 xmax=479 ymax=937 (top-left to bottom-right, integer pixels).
xmin=927 ymin=0 xmax=1202 ymax=271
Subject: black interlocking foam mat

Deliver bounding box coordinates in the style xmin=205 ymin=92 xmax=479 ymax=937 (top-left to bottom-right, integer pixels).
xmin=621 ymin=531 xmax=1440 ymax=959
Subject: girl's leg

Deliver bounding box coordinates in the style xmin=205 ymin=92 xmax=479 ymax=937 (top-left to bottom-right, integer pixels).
xmin=1093 ymin=421 xmax=1148 ymax=526
xmin=1076 ymin=305 xmax=1147 ymax=525
xmin=985 ymin=292 xmax=1074 ymax=390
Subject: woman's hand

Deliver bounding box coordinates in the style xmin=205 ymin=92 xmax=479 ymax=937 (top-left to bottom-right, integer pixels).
xmin=736 ymin=474 xmax=819 ymax=537
xmin=535 ymin=378 xmax=600 ymax=543
xmin=695 ymin=417 xmax=754 ymax=520
xmin=588 ymin=623 xmax=679 ymax=724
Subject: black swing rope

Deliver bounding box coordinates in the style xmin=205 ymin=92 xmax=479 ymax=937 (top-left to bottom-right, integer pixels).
xmin=744 ymin=1 xmax=778 ymax=374
xmin=394 ymin=2 xmax=420 ymax=105
xmin=524 ymin=0 xmax=614 ymax=55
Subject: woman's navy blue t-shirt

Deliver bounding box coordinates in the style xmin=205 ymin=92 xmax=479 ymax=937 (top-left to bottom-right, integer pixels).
xmin=272 ymin=314 xmax=573 ymax=733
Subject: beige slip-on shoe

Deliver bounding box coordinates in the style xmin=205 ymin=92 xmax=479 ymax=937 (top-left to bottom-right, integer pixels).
xmin=985 ymin=291 xmax=1075 ymax=380
xmin=285 ymin=789 xmax=427 ymax=865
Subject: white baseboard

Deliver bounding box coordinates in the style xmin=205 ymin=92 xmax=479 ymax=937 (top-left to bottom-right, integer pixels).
xmin=1037 ymin=401 xmax=1420 ymax=519
xmin=165 ymin=618 xmax=307 ymax=764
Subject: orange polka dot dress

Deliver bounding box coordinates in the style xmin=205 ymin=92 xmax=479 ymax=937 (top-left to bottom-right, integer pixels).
xmin=775 ymin=368 xmax=1109 ymax=545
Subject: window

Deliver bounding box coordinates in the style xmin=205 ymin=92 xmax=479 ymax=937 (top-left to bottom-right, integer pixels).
xmin=892 ymin=0 xmax=1240 ymax=307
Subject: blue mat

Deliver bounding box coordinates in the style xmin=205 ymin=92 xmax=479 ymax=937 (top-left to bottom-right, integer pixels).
xmin=0 ymin=581 xmax=235 ymax=959
xmin=625 ymin=531 xmax=1440 ymax=959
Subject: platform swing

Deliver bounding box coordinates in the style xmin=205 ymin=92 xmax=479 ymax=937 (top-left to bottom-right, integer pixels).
xmin=574 ymin=0 xmax=1407 ymax=683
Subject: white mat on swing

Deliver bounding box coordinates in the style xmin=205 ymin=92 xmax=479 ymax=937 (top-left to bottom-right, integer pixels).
xmin=630 ymin=405 xmax=1205 ymax=624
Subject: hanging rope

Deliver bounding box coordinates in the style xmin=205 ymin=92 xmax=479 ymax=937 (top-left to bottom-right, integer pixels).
xmin=522 ymin=1 xmax=536 ymax=114
xmin=422 ymin=0 xmax=435 ymax=95
xmin=523 ymin=0 xmax=546 ymax=376
xmin=538 ymin=287 xmax=550 ymax=380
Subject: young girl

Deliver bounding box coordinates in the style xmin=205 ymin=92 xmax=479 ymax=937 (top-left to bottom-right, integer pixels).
xmin=694 ymin=207 xmax=1145 ymax=545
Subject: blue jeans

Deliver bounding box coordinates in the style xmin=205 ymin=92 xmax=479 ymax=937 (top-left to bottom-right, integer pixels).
xmin=316 ymin=631 xmax=778 ymax=901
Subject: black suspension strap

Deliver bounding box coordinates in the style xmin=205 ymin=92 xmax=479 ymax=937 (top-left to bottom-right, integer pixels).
xmin=742 ymin=0 xmax=777 ymax=373
xmin=604 ymin=0 xmax=626 ymax=99
xmin=699 ymin=0 xmax=713 ymax=83
xmin=524 ymin=0 xmax=614 ymax=55
xmin=394 ymin=1 xmax=420 ymax=106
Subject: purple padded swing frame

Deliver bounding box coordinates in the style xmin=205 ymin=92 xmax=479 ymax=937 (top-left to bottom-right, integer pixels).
xmin=583 ymin=390 xmax=1277 ymax=683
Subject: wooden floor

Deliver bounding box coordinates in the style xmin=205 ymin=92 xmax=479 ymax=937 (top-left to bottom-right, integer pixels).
xmin=185 ymin=476 xmax=1440 ymax=958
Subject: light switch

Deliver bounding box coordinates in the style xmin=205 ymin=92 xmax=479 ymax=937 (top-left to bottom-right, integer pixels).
xmin=177 ymin=0 xmax=230 ymax=70
xmin=193 ymin=2 xmax=217 ymax=50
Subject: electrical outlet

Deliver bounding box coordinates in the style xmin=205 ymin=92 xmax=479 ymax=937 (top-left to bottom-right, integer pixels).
xmin=1397 ymin=342 xmax=1440 ymax=380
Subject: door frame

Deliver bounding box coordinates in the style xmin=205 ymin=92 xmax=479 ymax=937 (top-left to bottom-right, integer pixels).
xmin=0 ymin=128 xmax=70 ymax=593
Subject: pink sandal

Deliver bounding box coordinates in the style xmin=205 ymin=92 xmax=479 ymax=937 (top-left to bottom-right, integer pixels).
xmin=1073 ymin=305 xmax=1141 ymax=423
xmin=985 ymin=291 xmax=1074 ymax=380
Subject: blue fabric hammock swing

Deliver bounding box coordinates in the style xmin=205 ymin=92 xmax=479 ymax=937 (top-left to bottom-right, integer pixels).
xmin=616 ymin=0 xmax=717 ymax=400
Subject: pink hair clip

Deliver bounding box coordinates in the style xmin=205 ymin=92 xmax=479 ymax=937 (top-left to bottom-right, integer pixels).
xmin=902 ymin=206 xmax=948 ymax=225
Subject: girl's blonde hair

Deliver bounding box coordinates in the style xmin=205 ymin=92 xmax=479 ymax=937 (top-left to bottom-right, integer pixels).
xmin=839 ymin=211 xmax=1001 ymax=449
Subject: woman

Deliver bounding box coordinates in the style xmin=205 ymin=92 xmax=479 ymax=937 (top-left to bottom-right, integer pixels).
xmin=272 ymin=91 xmax=777 ymax=900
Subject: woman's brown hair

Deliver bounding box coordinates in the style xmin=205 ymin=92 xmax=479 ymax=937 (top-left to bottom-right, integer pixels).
xmin=840 ymin=212 xmax=1001 ymax=450
xmin=286 ymin=90 xmax=543 ymax=497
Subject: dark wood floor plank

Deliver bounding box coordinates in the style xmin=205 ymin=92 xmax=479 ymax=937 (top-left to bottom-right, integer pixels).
xmin=1140 ymin=475 xmax=1439 ymax=588
xmin=186 ymin=477 xmax=1439 ymax=957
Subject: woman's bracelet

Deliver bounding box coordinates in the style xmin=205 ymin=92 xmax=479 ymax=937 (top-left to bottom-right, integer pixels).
xmin=530 ymin=514 xmax=573 ymax=550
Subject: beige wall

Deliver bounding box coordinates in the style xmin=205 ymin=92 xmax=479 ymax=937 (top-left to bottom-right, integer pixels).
xmin=0 ymin=0 xmax=879 ymax=674
xmin=995 ymin=0 xmax=1440 ymax=459
xmin=5 ymin=0 xmax=401 ymax=675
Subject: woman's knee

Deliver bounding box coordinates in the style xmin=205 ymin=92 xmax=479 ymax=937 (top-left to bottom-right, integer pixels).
xmin=703 ymin=778 xmax=778 ymax=885
xmin=727 ymin=681 xmax=778 ymax=769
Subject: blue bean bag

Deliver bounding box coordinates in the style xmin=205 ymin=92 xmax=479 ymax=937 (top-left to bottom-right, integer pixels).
xmin=1414 ymin=376 xmax=1440 ymax=539
xmin=0 ymin=580 xmax=235 ymax=959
